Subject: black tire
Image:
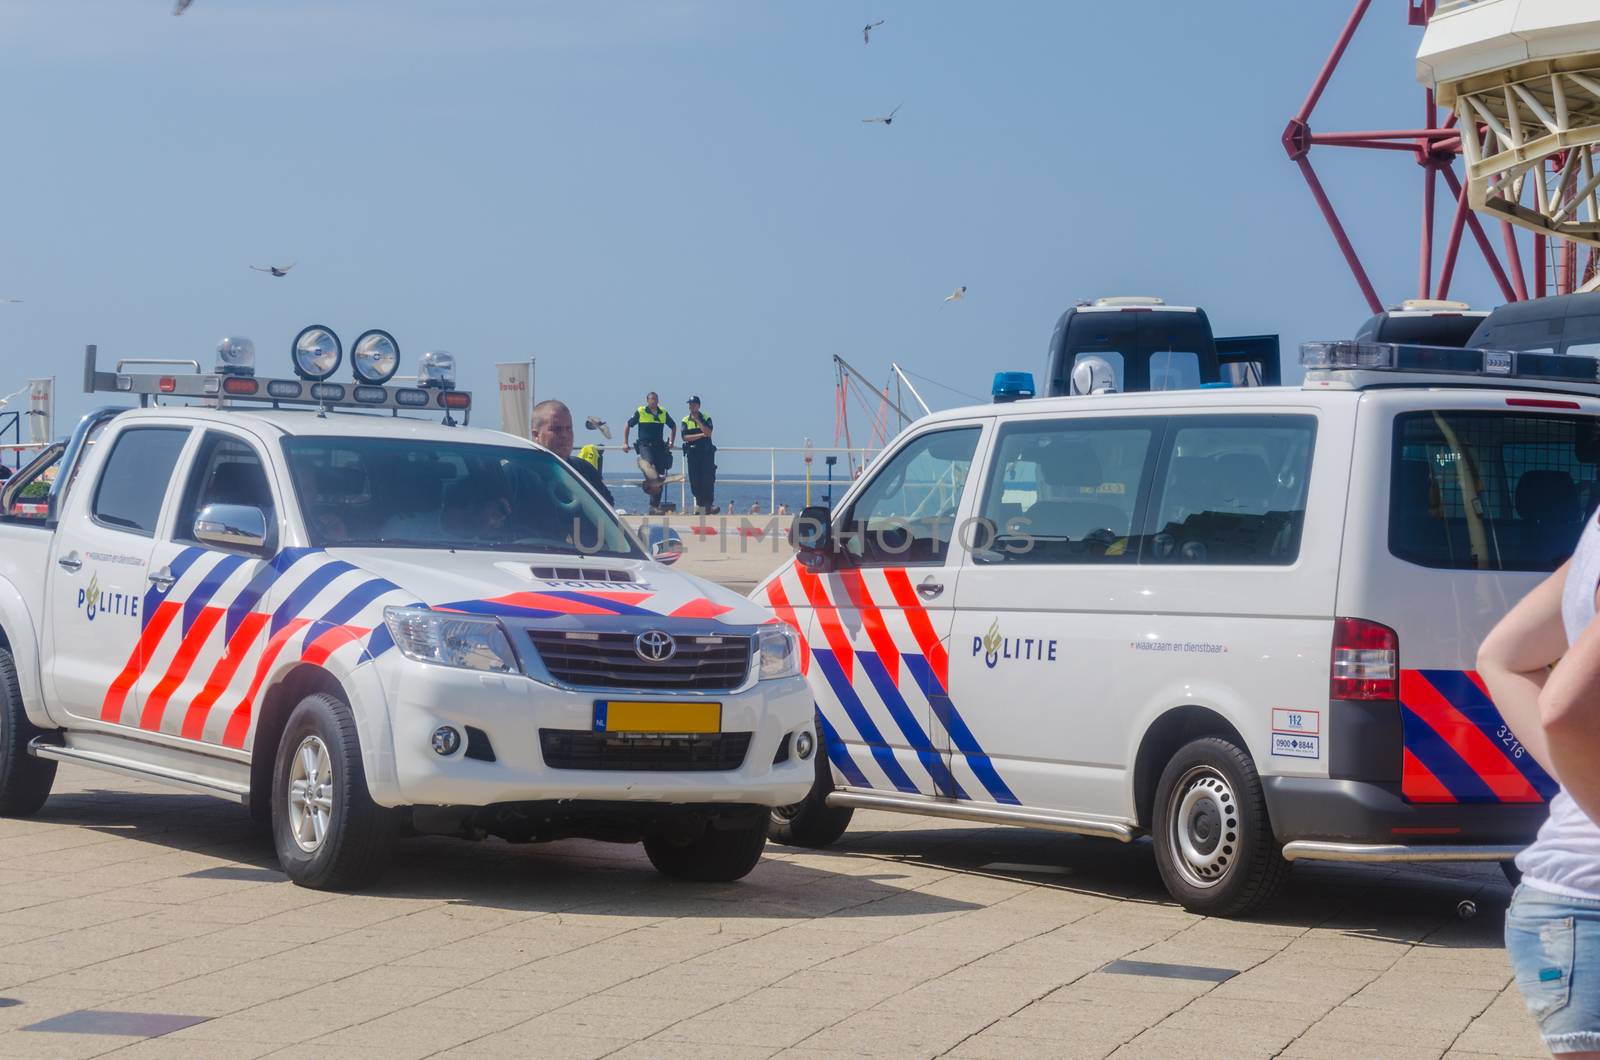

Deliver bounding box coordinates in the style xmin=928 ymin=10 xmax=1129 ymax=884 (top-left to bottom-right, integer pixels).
xmin=271 ymin=692 xmax=396 ymax=890
xmin=769 ymin=746 xmax=853 ymax=848
xmin=1151 ymin=736 xmax=1289 ymax=917
xmin=644 ymin=815 xmax=769 ymax=882
xmin=0 ymin=646 xmax=55 ymax=817
xmin=1501 ymin=860 xmax=1523 ymax=888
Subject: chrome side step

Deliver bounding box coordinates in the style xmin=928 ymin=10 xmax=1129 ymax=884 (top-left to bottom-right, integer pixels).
xmin=826 ymin=789 xmax=1137 ymax=842
xmin=29 ymin=736 xmax=249 ymax=804
xmin=1281 ymin=840 xmax=1521 ymax=863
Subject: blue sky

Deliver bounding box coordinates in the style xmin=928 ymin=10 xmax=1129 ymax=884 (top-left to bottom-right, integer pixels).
xmin=0 ymin=0 xmax=1506 ymax=464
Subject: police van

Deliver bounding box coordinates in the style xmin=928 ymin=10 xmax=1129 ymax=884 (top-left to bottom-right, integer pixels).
xmin=0 ymin=330 xmax=815 ymax=889
xmin=757 ymin=340 xmax=1596 ymax=916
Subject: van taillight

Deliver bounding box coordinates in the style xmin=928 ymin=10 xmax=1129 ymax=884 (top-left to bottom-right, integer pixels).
xmin=1332 ymin=617 xmax=1398 ymax=701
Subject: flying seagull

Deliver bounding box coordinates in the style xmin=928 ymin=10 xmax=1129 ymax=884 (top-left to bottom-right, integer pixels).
xmin=0 ymin=299 xmax=21 ymax=305
xmin=250 ymin=262 xmax=296 ymax=277
xmin=862 ymin=19 xmax=884 ymax=44
xmin=174 ymin=0 xmax=194 ymax=13
xmin=943 ymin=285 xmax=967 ymax=305
xmin=862 ymin=102 xmax=903 ymax=126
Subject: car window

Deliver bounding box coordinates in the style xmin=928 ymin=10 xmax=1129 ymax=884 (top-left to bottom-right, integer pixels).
xmin=90 ymin=427 xmax=190 ymax=537
xmin=975 ymin=418 xmax=1158 ymax=565
xmin=282 ymin=436 xmax=640 ymax=558
xmin=1391 ymin=411 xmax=1600 ymax=572
xmin=1147 ymin=415 xmax=1316 ymax=565
xmin=838 ymin=427 xmax=980 ymax=567
xmin=175 ymin=433 xmax=275 ymax=548
xmin=1070 ymin=351 xmax=1125 ymax=393
xmin=1149 ymin=351 xmax=1201 ymax=391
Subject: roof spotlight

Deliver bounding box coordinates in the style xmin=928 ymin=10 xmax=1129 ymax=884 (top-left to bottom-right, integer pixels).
xmin=216 ymin=336 xmax=256 ymax=377
xmin=417 ymin=350 xmax=456 ymax=390
xmin=351 ymin=329 xmax=400 ymax=385
xmin=291 ymin=324 xmax=343 ymax=381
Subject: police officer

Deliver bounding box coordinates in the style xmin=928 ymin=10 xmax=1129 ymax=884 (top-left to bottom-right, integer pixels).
xmin=532 ymin=399 xmax=613 ymax=506
xmin=624 ymin=391 xmax=675 ymax=514
xmin=681 ymin=396 xmax=717 ymax=514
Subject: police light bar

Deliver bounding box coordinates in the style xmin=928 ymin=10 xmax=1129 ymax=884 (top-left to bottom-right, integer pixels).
xmin=1300 ymin=340 xmax=1600 ymax=394
xmin=992 ymin=371 xmax=1035 ymax=403
xmin=81 ymin=343 xmax=472 ymax=421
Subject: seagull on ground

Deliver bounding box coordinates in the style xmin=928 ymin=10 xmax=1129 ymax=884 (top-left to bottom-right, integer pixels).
xmin=863 ymin=20 xmax=884 ymax=44
xmin=862 ymin=103 xmax=903 ymax=126
xmin=943 ymin=285 xmax=967 ymax=305
xmin=250 ymin=262 xmax=296 ymax=277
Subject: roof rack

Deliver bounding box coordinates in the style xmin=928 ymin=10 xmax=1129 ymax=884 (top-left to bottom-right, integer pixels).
xmin=80 ymin=343 xmax=473 ymax=423
xmin=1300 ymin=340 xmax=1600 ymax=397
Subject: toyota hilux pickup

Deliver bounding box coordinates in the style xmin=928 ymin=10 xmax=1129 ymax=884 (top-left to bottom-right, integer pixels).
xmin=0 ymin=332 xmax=815 ymax=888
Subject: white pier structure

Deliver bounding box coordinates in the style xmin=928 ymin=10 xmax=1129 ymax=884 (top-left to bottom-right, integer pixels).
xmin=1419 ymin=1 xmax=1600 ymax=284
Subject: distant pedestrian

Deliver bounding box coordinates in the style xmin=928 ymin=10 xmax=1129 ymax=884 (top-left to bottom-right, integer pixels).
xmin=624 ymin=392 xmax=675 ymax=514
xmin=1479 ymin=526 xmax=1600 ymax=1055
xmin=532 ymin=399 xmax=613 ymax=506
xmin=681 ymin=396 xmax=717 ymax=514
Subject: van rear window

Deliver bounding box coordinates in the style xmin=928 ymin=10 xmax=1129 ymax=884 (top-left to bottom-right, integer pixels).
xmin=1390 ymin=411 xmax=1600 ymax=572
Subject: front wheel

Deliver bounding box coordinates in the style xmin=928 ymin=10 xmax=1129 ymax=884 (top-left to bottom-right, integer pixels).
xmin=271 ymin=692 xmax=396 ymax=890
xmin=769 ymin=745 xmax=853 ymax=848
xmin=0 ymin=647 xmax=55 ymax=818
xmin=1151 ymin=736 xmax=1289 ymax=917
xmin=644 ymin=815 xmax=768 ymax=882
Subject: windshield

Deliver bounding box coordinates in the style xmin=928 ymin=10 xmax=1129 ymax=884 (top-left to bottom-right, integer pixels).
xmin=282 ymin=436 xmax=640 ymax=557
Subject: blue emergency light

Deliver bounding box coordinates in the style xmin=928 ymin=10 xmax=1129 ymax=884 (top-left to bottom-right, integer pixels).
xmin=992 ymin=371 xmax=1035 ymax=403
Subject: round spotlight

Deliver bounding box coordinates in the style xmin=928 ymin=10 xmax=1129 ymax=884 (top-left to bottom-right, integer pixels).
xmin=291 ymin=324 xmax=343 ymax=381
xmin=351 ymin=329 xmax=400 ymax=385
xmin=795 ymin=730 xmax=816 ymax=761
xmin=431 ymin=726 xmax=461 ymax=756
xmin=215 ymin=336 xmax=256 ymax=377
xmin=417 ymin=350 xmax=456 ymax=390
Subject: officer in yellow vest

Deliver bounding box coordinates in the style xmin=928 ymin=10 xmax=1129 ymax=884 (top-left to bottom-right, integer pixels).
xmin=623 ymin=391 xmax=676 ymax=514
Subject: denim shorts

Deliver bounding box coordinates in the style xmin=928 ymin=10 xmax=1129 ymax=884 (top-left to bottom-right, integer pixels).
xmin=1505 ymin=884 xmax=1600 ymax=1054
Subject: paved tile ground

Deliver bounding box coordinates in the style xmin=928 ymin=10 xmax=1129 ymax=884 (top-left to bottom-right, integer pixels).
xmin=0 ymin=765 xmax=1545 ymax=1059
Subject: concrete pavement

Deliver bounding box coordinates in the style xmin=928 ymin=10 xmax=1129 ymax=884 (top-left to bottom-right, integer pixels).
xmin=0 ymin=764 xmax=1546 ymax=1059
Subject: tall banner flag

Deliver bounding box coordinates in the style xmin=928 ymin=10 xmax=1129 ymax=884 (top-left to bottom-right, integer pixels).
xmin=496 ymin=361 xmax=533 ymax=439
xmin=27 ymin=378 xmax=52 ymax=444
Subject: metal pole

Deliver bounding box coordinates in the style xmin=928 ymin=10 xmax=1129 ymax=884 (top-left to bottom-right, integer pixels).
xmin=890 ymin=363 xmax=933 ymax=417
xmin=1421 ymin=163 xmax=1436 ymax=299
xmin=1295 ymin=157 xmax=1383 ymax=314
xmin=770 ymin=449 xmax=776 ymax=515
xmin=834 ymin=355 xmax=913 ymax=424
xmin=1501 ymin=221 xmax=1530 ymax=301
xmin=1294 ymin=0 xmax=1375 ymax=126
xmin=1439 ymin=166 xmax=1517 ymax=302
xmin=1434 ymin=171 xmax=1472 ymax=300
xmin=1535 ymin=233 xmax=1548 ymax=298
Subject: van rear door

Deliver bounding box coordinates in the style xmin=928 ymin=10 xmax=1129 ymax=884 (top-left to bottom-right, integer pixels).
xmin=1336 ymin=390 xmax=1600 ymax=806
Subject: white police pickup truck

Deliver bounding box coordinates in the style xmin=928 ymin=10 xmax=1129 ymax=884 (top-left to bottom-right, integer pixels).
xmin=0 ymin=329 xmax=815 ymax=889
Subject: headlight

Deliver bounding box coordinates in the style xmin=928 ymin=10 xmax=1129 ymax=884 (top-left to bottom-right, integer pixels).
xmin=384 ymin=607 xmax=517 ymax=673
xmin=292 ymin=324 xmax=343 ymax=381
xmin=758 ymin=626 xmax=800 ymax=680
xmin=351 ymin=329 xmax=400 ymax=385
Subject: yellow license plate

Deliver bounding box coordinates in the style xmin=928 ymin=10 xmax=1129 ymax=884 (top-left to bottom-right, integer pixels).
xmin=595 ymin=701 xmax=721 ymax=735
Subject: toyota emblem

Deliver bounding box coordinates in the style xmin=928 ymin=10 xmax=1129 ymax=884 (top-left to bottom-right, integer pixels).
xmin=634 ymin=629 xmax=677 ymax=662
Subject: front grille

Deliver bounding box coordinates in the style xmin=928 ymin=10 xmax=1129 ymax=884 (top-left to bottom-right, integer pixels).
xmin=539 ymin=729 xmax=753 ymax=772
xmin=527 ymin=631 xmax=753 ymax=691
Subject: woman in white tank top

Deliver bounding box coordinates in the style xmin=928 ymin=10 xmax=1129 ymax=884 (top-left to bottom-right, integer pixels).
xmin=1480 ymin=511 xmax=1600 ymax=1057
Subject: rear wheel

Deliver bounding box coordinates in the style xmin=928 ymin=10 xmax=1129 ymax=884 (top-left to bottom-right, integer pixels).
xmin=0 ymin=647 xmax=55 ymax=817
xmin=1151 ymin=736 xmax=1289 ymax=917
xmin=271 ymin=692 xmax=395 ymax=890
xmin=769 ymin=746 xmax=853 ymax=848
xmin=645 ymin=815 xmax=768 ymax=882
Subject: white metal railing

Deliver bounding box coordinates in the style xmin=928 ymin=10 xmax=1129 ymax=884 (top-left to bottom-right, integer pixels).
xmin=593 ymin=445 xmax=879 ymax=513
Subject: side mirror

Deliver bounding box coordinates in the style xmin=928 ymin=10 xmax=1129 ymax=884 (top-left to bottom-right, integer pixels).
xmin=194 ymin=503 xmax=270 ymax=553
xmin=642 ymin=524 xmax=685 ymax=565
xmin=789 ymin=506 xmax=836 ymax=572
